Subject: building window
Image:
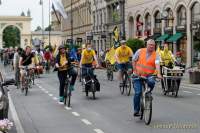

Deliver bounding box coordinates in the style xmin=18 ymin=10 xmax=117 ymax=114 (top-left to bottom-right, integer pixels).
xmin=191 ymin=2 xmax=200 ymax=23
xmin=154 ymin=11 xmax=161 ymax=29
xmin=165 ymin=8 xmax=174 ymax=27
xmin=177 ymin=6 xmax=186 ymax=26
xmin=144 ymin=13 xmax=151 ymax=36
xmin=136 ymin=15 xmax=143 ymax=37
xmin=128 ymin=16 xmax=134 ymax=38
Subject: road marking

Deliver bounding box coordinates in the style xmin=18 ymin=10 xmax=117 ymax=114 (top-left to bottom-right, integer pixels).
xmin=65 ymin=106 xmax=72 ymax=110
xmin=48 ymin=94 xmax=53 ymax=97
xmin=72 ymin=112 xmax=80 ymax=117
xmin=8 ymin=93 xmax=25 ymax=133
xmin=183 ymin=91 xmax=192 ymax=94
xmin=45 ymin=91 xmax=49 ymax=94
xmin=53 ymin=97 xmax=58 ymax=101
xmin=41 ymin=88 xmax=45 ymax=91
xmin=94 ymin=129 xmax=104 ymax=133
xmin=58 ymin=102 xmax=64 ymax=105
xmin=197 ymin=94 xmax=200 ymax=96
xmin=81 ymin=119 xmax=92 ymax=125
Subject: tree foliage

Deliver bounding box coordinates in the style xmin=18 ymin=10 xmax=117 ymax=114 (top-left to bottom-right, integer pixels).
xmin=126 ymin=38 xmax=145 ymax=53
xmin=3 ymin=26 xmax=20 ymax=48
xmin=35 ymin=26 xmax=42 ymax=31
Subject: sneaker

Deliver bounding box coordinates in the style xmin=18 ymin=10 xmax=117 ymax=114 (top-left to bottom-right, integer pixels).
xmin=59 ymin=96 xmax=64 ymax=102
xmin=133 ymin=112 xmax=140 ymax=117
xmin=69 ymin=85 xmax=74 ymax=91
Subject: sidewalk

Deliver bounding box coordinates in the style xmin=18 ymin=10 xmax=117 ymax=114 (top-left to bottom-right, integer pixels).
xmin=180 ymin=72 xmax=200 ymax=89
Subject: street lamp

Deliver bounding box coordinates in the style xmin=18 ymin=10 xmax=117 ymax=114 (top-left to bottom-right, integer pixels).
xmin=39 ymin=0 xmax=44 ymax=47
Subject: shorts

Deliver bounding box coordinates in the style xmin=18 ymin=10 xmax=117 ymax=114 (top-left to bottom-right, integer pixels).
xmin=117 ymin=62 xmax=132 ymax=72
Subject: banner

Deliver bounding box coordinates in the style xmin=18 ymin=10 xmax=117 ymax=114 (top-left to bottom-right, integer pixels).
xmin=52 ymin=0 xmax=68 ymax=19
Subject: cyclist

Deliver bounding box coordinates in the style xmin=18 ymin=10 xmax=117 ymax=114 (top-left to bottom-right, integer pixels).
xmin=19 ymin=46 xmax=35 ymax=90
xmin=160 ymin=42 xmax=176 ymax=68
xmin=132 ymin=39 xmax=162 ymax=117
xmin=55 ymin=45 xmax=77 ymax=103
xmin=79 ymin=43 xmax=99 ymax=76
xmin=115 ymin=40 xmax=133 ymax=84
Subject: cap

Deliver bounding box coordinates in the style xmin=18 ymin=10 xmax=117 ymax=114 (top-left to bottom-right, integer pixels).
xmin=58 ymin=44 xmax=65 ymax=50
xmin=147 ymin=39 xmax=156 ymax=45
xmin=120 ymin=40 xmax=126 ymax=44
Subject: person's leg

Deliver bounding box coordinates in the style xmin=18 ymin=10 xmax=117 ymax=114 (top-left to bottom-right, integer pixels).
xmin=58 ymin=71 xmax=67 ymax=101
xmin=147 ymin=76 xmax=156 ymax=92
xmin=68 ymin=68 xmax=78 ymax=91
xmin=133 ymin=78 xmax=142 ymax=115
xmin=117 ymin=64 xmax=123 ymax=83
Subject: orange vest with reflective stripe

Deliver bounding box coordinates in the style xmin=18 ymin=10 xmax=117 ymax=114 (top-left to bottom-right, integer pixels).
xmin=135 ymin=48 xmax=156 ymax=76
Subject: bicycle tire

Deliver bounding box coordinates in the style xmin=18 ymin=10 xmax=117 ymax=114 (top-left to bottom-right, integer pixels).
xmin=140 ymin=96 xmax=144 ymax=120
xmin=64 ymin=84 xmax=69 ymax=105
xmin=91 ymin=83 xmax=96 ymax=99
xmin=67 ymin=91 xmax=71 ymax=107
xmin=25 ymin=87 xmax=28 ymax=96
xmin=174 ymin=81 xmax=179 ymax=98
xmin=110 ymin=71 xmax=113 ymax=81
xmin=127 ymin=80 xmax=131 ymax=96
xmin=144 ymin=99 xmax=152 ymax=125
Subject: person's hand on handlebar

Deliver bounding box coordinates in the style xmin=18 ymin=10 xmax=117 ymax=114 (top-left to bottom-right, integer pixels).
xmin=157 ymin=73 xmax=163 ymax=79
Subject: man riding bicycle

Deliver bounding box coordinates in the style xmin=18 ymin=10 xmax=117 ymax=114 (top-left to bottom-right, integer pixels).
xmin=55 ymin=45 xmax=77 ymax=103
xmin=19 ymin=46 xmax=35 ymax=90
xmin=132 ymin=39 xmax=162 ymax=117
xmin=115 ymin=40 xmax=133 ymax=83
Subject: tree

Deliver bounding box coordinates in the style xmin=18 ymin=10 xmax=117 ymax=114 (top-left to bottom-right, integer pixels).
xmin=21 ymin=11 xmax=25 ymax=16
xmin=45 ymin=25 xmax=52 ymax=31
xmin=3 ymin=26 xmax=20 ymax=48
xmin=35 ymin=26 xmax=42 ymax=31
xmin=126 ymin=38 xmax=145 ymax=53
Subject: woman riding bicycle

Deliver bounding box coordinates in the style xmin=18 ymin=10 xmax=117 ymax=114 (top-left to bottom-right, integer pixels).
xmin=55 ymin=45 xmax=77 ymax=103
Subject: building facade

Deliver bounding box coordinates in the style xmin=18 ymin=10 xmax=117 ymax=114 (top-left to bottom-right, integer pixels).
xmin=61 ymin=0 xmax=92 ymax=46
xmin=126 ymin=0 xmax=200 ymax=67
xmin=91 ymin=0 xmax=107 ymax=55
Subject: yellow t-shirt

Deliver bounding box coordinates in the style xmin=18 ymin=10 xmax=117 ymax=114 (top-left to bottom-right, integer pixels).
xmin=81 ymin=49 xmax=96 ymax=64
xmin=115 ymin=45 xmax=133 ymax=63
xmin=59 ymin=55 xmax=68 ymax=71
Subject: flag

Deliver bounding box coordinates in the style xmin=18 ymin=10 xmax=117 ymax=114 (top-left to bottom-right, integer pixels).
xmin=69 ymin=48 xmax=77 ymax=61
xmin=52 ymin=0 xmax=68 ymax=19
xmin=106 ymin=47 xmax=116 ymax=65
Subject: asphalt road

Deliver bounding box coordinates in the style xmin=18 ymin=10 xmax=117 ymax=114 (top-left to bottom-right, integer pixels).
xmin=3 ymin=66 xmax=200 ymax=133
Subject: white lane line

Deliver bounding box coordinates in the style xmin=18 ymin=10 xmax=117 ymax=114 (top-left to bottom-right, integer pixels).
xmin=181 ymin=86 xmax=200 ymax=91
xmin=41 ymin=88 xmax=45 ymax=91
xmin=53 ymin=97 xmax=58 ymax=101
xmin=65 ymin=106 xmax=72 ymax=110
xmin=8 ymin=93 xmax=25 ymax=133
xmin=72 ymin=112 xmax=80 ymax=117
xmin=197 ymin=94 xmax=200 ymax=96
xmin=81 ymin=119 xmax=92 ymax=125
xmin=48 ymin=94 xmax=53 ymax=97
xmin=94 ymin=129 xmax=104 ymax=133
xmin=58 ymin=102 xmax=64 ymax=105
xmin=45 ymin=91 xmax=49 ymax=94
xmin=183 ymin=91 xmax=192 ymax=94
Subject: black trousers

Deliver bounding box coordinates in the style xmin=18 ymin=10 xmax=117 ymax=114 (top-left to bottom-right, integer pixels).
xmin=57 ymin=68 xmax=77 ymax=97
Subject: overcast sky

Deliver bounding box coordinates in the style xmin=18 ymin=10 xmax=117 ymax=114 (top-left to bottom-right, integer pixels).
xmin=0 ymin=0 xmax=51 ymax=31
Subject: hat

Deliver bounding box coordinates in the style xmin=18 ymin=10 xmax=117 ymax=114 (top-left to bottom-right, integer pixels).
xmin=58 ymin=44 xmax=65 ymax=50
xmin=120 ymin=40 xmax=126 ymax=44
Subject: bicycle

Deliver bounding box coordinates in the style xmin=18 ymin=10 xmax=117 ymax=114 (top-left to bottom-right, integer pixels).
xmin=106 ymin=62 xmax=114 ymax=81
xmin=119 ymin=67 xmax=131 ymax=96
xmin=82 ymin=67 xmax=100 ymax=100
xmin=133 ymin=74 xmax=158 ymax=125
xmin=20 ymin=66 xmax=34 ymax=96
xmin=63 ymin=74 xmax=71 ymax=107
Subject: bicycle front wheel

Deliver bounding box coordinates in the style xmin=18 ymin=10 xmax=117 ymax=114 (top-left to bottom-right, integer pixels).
xmin=67 ymin=91 xmax=71 ymax=107
xmin=144 ymin=99 xmax=152 ymax=125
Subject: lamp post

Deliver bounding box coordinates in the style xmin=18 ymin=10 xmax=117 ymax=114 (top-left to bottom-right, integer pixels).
xmin=39 ymin=0 xmax=44 ymax=47
xmin=49 ymin=0 xmax=51 ymax=47
xmin=71 ymin=0 xmax=73 ymax=47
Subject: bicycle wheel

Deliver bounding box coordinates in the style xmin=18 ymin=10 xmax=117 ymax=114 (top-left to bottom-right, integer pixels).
xmin=64 ymin=84 xmax=69 ymax=105
xmin=144 ymin=97 xmax=152 ymax=125
xmin=174 ymin=80 xmax=179 ymax=98
xmin=91 ymin=82 xmax=96 ymax=100
xmin=25 ymin=87 xmax=28 ymax=96
xmin=67 ymin=90 xmax=71 ymax=107
xmin=140 ymin=96 xmax=144 ymax=120
xmin=110 ymin=71 xmax=113 ymax=81
xmin=127 ymin=79 xmax=131 ymax=96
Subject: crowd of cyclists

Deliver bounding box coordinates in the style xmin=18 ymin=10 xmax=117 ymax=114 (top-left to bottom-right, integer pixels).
xmin=0 ymin=38 xmax=185 ymax=120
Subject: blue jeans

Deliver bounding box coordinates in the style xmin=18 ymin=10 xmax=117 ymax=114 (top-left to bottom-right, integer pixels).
xmin=132 ymin=76 xmax=155 ymax=113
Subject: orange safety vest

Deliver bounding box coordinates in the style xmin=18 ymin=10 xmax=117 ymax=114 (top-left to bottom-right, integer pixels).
xmin=135 ymin=48 xmax=156 ymax=76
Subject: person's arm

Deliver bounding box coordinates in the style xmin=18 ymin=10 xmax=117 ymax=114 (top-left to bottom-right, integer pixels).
xmin=115 ymin=49 xmax=120 ymax=64
xmin=55 ymin=55 xmax=60 ymax=68
xmin=132 ymin=50 xmax=140 ymax=72
xmin=155 ymin=53 xmax=162 ymax=79
xmin=19 ymin=57 xmax=23 ymax=68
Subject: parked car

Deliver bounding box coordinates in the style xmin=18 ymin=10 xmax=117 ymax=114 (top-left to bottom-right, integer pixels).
xmin=0 ymin=72 xmax=15 ymax=119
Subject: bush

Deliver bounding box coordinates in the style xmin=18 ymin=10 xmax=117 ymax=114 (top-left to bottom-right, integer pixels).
xmin=126 ymin=38 xmax=145 ymax=53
